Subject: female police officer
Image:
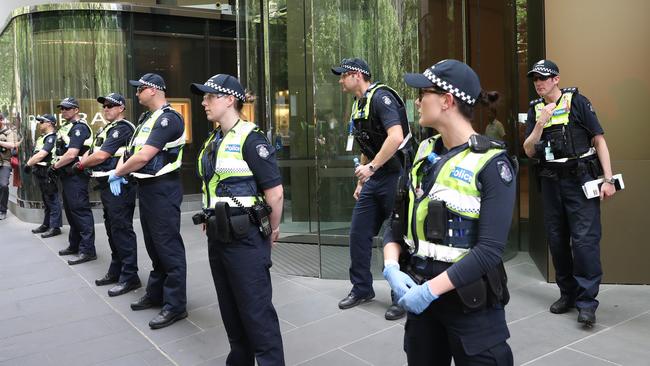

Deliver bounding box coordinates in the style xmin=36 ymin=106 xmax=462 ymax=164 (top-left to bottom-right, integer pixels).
xmin=383 ymin=59 xmax=516 ymax=365
xmin=190 ymin=74 xmax=285 ymax=366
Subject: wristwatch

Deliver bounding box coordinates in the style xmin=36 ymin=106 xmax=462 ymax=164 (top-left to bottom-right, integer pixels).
xmin=604 ymin=177 xmax=616 ymax=185
xmin=368 ymin=163 xmax=376 ymax=172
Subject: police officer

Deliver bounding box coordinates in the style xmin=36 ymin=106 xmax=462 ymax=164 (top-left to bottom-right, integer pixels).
xmin=111 ymin=73 xmax=187 ymax=329
xmin=25 ymin=114 xmax=62 ymax=237
xmin=523 ymin=60 xmax=615 ymax=327
xmin=75 ymin=93 xmax=140 ymax=297
xmin=331 ymin=58 xmax=411 ymax=320
xmin=190 ymin=74 xmax=285 ymax=365
xmin=53 ymin=97 xmax=97 ymax=265
xmin=383 ymin=59 xmax=515 ymax=365
xmin=0 ymin=113 xmax=19 ymax=220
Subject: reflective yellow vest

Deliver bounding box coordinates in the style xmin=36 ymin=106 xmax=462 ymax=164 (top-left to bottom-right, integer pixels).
xmin=34 ymin=132 xmax=57 ymax=166
xmin=128 ymin=107 xmax=185 ymax=179
xmin=197 ymin=120 xmax=262 ymax=209
xmin=533 ymin=92 xmax=573 ymax=128
xmin=56 ymin=119 xmax=93 ymax=153
xmin=89 ymin=119 xmax=136 ymax=176
xmin=406 ymin=135 xmax=505 ymax=262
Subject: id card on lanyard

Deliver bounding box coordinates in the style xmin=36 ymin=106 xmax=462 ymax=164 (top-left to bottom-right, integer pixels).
xmin=346 ymin=119 xmax=354 ymax=151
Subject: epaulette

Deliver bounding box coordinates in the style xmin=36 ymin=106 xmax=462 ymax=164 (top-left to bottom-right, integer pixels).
xmin=561 ymin=87 xmax=578 ymax=94
xmin=529 ymin=97 xmax=543 ymax=106
xmin=162 ymin=105 xmax=183 ymax=120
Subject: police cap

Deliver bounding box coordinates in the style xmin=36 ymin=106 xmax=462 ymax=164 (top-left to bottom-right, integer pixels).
xmin=527 ymin=59 xmax=560 ymax=77
xmin=404 ymin=59 xmax=481 ymax=106
xmin=97 ymin=92 xmax=126 ymax=107
xmin=57 ymin=97 xmax=79 ymax=109
xmin=36 ymin=114 xmax=57 ymax=124
xmin=331 ymin=58 xmax=371 ymax=77
xmin=129 ymin=73 xmax=166 ymax=91
xmin=190 ymin=74 xmax=246 ymax=102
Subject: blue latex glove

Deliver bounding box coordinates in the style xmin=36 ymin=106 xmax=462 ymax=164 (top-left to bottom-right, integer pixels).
xmin=398 ymin=282 xmax=439 ymax=314
xmin=110 ymin=176 xmax=127 ymax=196
xmin=107 ymin=170 xmax=120 ymax=183
xmin=383 ymin=263 xmax=417 ymax=300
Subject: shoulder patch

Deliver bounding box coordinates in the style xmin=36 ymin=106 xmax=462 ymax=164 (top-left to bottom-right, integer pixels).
xmin=256 ymin=144 xmax=270 ymax=159
xmin=382 ymin=95 xmax=392 ymax=105
xmin=47 ymin=137 xmax=54 ymax=144
xmin=497 ymin=160 xmax=513 ymax=184
xmin=160 ymin=118 xmax=168 ymax=128
xmin=75 ymin=129 xmax=81 ymax=136
xmin=112 ymin=130 xmax=120 ymax=139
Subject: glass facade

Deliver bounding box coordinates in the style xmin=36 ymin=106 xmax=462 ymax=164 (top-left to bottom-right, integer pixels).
xmin=3 ymin=1 xmax=524 ymax=278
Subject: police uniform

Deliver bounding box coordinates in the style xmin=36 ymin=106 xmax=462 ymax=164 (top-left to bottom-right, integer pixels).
xmin=384 ymin=60 xmax=515 ymax=365
xmin=191 ymin=74 xmax=285 ymax=366
xmin=331 ymin=58 xmax=411 ymax=318
xmin=126 ymin=74 xmax=187 ymax=326
xmin=88 ymin=93 xmax=140 ymax=294
xmin=30 ymin=115 xmax=62 ymax=236
xmin=55 ymin=98 xmax=96 ymax=262
xmin=525 ymin=60 xmax=604 ymax=317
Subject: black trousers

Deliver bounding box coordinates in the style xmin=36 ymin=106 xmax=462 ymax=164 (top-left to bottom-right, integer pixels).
xmin=208 ymin=223 xmax=285 ymax=366
xmin=100 ymin=182 xmax=138 ymax=283
xmin=61 ymin=173 xmax=95 ymax=255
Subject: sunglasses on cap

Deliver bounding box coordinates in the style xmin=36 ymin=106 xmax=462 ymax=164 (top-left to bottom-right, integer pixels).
xmin=59 ymin=106 xmax=74 ymax=111
xmin=102 ymin=104 xmax=120 ymax=109
xmin=532 ymin=75 xmax=552 ymax=82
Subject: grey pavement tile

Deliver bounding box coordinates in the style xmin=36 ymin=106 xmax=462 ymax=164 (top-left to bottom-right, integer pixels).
xmin=276 ymin=291 xmax=343 ymax=327
xmin=187 ymin=303 xmax=224 ymax=330
xmin=272 ymin=278 xmax=320 ymax=308
xmin=506 ymin=263 xmax=546 ymax=291
xmin=571 ymin=313 xmax=650 ymax=366
xmin=589 ymin=285 xmax=650 ymax=327
xmin=280 ymin=318 xmax=298 ymax=334
xmin=0 ymin=261 xmax=73 ymax=290
xmin=44 ymin=329 xmax=153 ymax=366
xmin=195 ymin=353 xmax=228 ymax=366
xmin=160 ymin=325 xmax=231 ymax=365
xmin=506 ymin=282 xmax=560 ymax=324
xmin=0 ymin=352 xmax=52 ymax=366
xmin=0 ymin=275 xmax=87 ymax=306
xmin=284 ymin=276 xmax=352 ymax=300
xmin=504 ymin=252 xmax=534 ymax=268
xmin=93 ymin=349 xmax=175 ymax=366
xmin=186 ymin=283 xmax=219 ymax=311
xmin=119 ymin=308 xmax=202 ymax=346
xmin=281 ymin=307 xmax=393 ymax=365
xmin=525 ymin=348 xmax=620 ymax=366
xmin=508 ymin=311 xmax=605 ymax=365
xmin=342 ymin=324 xmax=407 ymax=366
xmin=297 ymin=349 xmax=371 ymax=366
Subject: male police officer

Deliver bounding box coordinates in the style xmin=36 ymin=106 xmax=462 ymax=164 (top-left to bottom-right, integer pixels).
xmin=0 ymin=113 xmax=19 ymax=220
xmin=523 ymin=60 xmax=616 ymax=327
xmin=53 ymin=97 xmax=96 ymax=265
xmin=25 ymin=114 xmax=62 ymax=237
xmin=111 ymin=73 xmax=187 ymax=329
xmin=75 ymin=93 xmax=140 ymax=297
xmin=332 ymin=58 xmax=410 ymax=320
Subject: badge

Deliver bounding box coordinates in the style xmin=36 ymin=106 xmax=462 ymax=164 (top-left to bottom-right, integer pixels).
xmin=112 ymin=130 xmax=120 ymax=139
xmin=160 ymin=118 xmax=168 ymax=127
xmin=75 ymin=129 xmax=80 ymax=136
xmin=497 ymin=161 xmax=513 ymax=184
xmin=382 ymin=95 xmax=392 ymax=105
xmin=256 ymin=144 xmax=270 ymax=159
xmin=47 ymin=137 xmax=53 ymax=143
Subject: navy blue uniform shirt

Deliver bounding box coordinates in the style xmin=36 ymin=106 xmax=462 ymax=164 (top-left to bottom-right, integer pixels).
xmin=525 ymin=91 xmax=604 ymax=138
xmin=41 ymin=133 xmax=56 ymax=153
xmin=144 ymin=108 xmax=184 ymax=149
xmin=100 ymin=121 xmax=135 ymax=156
xmin=428 ymin=138 xmax=517 ymax=288
xmin=242 ymin=131 xmax=282 ymax=190
xmin=371 ymin=88 xmax=402 ymax=130
xmin=67 ymin=121 xmax=91 ymax=150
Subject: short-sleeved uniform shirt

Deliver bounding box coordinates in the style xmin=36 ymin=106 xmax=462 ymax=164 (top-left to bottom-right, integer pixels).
xmin=41 ymin=133 xmax=56 ymax=154
xmin=144 ymin=107 xmax=184 ymax=150
xmin=367 ymin=88 xmax=407 ymax=175
xmin=525 ymin=91 xmax=604 ymax=139
xmin=67 ymin=121 xmax=92 ymax=151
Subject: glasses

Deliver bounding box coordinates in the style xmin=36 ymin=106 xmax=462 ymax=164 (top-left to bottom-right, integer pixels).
xmin=102 ymin=104 xmax=119 ymax=109
xmin=532 ymin=75 xmax=552 ymax=82
xmin=59 ymin=107 xmax=73 ymax=111
xmin=203 ymin=93 xmax=227 ymax=101
xmin=418 ymin=88 xmax=447 ymax=101
xmin=137 ymin=85 xmax=151 ymax=93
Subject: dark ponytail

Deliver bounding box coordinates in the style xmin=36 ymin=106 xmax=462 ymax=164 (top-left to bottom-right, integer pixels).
xmin=457 ymin=90 xmax=500 ymax=120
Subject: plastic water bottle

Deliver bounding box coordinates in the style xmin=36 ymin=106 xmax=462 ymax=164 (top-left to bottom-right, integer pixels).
xmin=353 ymin=157 xmax=360 ymax=168
xmin=427 ymin=152 xmax=440 ymax=164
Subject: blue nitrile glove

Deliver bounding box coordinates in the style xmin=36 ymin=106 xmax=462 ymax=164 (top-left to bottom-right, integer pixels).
xmin=398 ymin=282 xmax=439 ymax=314
xmin=107 ymin=170 xmax=120 ymax=183
xmin=110 ymin=178 xmax=123 ymax=196
xmin=383 ymin=263 xmax=417 ymax=300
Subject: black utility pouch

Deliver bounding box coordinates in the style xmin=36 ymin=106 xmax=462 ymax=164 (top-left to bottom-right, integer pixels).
xmin=209 ymin=202 xmax=231 ymax=243
xmin=230 ymin=214 xmax=251 ymax=239
xmin=486 ymin=261 xmax=510 ymax=306
xmin=456 ymin=279 xmax=487 ymax=313
xmin=425 ymin=200 xmax=446 ymax=242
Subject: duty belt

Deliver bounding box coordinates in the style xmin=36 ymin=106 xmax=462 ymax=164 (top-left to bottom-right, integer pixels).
xmin=405 ymin=237 xmax=469 ymax=263
xmin=545 ymin=147 xmax=596 ymax=163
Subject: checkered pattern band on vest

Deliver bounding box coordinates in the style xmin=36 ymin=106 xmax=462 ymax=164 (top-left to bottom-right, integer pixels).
xmin=138 ymin=79 xmax=165 ymax=91
xmin=204 ymin=81 xmax=245 ymax=101
xmin=342 ymin=64 xmax=371 ymax=76
xmin=423 ymin=69 xmax=476 ymax=105
xmin=531 ymin=66 xmax=558 ymax=76
xmin=104 ymin=96 xmax=124 ymax=105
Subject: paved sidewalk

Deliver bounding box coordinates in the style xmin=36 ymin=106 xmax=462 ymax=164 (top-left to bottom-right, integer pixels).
xmin=1 ymin=211 xmax=649 ymax=365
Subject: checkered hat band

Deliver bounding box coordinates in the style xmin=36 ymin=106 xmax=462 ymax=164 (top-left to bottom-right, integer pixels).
xmin=532 ymin=67 xmax=558 ymax=75
xmin=204 ymin=81 xmax=245 ymax=101
xmin=423 ymin=69 xmax=476 ymax=105
xmin=104 ymin=96 xmax=123 ymax=105
xmin=342 ymin=65 xmax=370 ymax=76
xmin=139 ymin=79 xmax=165 ymax=91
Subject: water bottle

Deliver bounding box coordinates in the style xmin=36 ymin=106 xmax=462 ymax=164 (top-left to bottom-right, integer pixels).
xmin=427 ymin=152 xmax=440 ymax=164
xmin=353 ymin=157 xmax=360 ymax=168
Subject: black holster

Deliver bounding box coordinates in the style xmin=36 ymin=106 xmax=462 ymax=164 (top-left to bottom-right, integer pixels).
xmin=455 ymin=261 xmax=509 ymax=313
xmin=207 ymin=202 xmax=231 ymax=243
